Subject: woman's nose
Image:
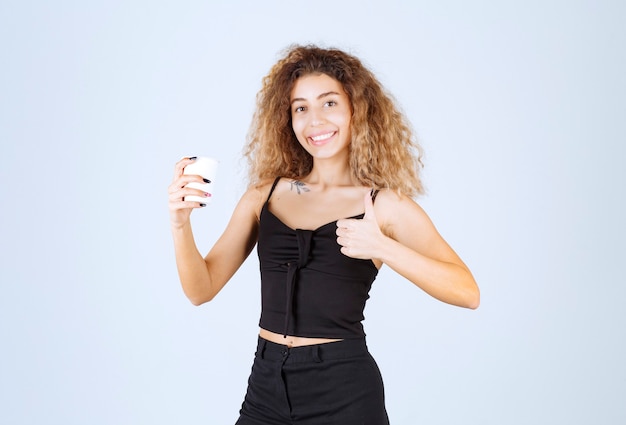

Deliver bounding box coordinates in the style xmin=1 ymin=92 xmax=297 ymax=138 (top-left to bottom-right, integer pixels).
xmin=309 ymin=110 xmax=325 ymax=126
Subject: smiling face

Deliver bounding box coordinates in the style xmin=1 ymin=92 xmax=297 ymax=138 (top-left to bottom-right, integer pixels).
xmin=290 ymin=73 xmax=352 ymax=162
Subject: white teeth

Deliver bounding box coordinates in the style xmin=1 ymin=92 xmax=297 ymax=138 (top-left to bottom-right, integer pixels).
xmin=311 ymin=132 xmax=334 ymax=142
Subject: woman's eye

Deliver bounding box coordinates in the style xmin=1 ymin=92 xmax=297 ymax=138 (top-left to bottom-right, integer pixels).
xmin=294 ymin=106 xmax=305 ymax=113
xmin=324 ymin=100 xmax=337 ymax=107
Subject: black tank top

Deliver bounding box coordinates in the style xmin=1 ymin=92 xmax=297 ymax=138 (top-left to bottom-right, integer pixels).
xmin=257 ymin=177 xmax=379 ymax=339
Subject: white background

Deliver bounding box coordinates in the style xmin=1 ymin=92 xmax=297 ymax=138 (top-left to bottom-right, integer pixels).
xmin=1 ymin=1 xmax=625 ymax=424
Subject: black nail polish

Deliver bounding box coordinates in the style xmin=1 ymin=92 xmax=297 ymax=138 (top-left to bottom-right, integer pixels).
xmin=199 ymin=203 xmax=207 ymax=207
xmin=189 ymin=156 xmax=197 ymax=160
xmin=203 ymin=178 xmax=211 ymax=184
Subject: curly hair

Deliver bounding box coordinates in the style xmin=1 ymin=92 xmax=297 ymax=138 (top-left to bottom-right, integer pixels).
xmin=244 ymin=44 xmax=424 ymax=197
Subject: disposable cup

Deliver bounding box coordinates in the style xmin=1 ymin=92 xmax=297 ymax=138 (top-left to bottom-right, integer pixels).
xmin=183 ymin=156 xmax=218 ymax=203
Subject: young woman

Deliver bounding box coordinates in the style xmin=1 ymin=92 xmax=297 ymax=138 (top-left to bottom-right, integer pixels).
xmin=168 ymin=45 xmax=479 ymax=425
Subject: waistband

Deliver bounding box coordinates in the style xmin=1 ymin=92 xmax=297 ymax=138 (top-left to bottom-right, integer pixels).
xmin=255 ymin=336 xmax=368 ymax=363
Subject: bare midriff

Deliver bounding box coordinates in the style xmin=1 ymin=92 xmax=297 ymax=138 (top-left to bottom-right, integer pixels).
xmin=259 ymin=328 xmax=343 ymax=348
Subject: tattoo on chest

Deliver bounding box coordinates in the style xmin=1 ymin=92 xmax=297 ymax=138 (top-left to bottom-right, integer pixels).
xmin=290 ymin=180 xmax=310 ymax=195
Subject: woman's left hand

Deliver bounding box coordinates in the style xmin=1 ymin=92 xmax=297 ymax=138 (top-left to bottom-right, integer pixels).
xmin=336 ymin=190 xmax=385 ymax=260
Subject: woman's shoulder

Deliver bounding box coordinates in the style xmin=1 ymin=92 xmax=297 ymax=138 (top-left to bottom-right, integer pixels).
xmin=373 ymin=188 xmax=431 ymax=231
xmin=373 ymin=188 xmax=416 ymax=207
xmin=240 ymin=178 xmax=282 ymax=218
xmin=249 ymin=177 xmax=283 ymax=198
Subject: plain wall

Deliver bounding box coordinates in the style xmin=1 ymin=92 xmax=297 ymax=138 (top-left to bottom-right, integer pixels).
xmin=1 ymin=1 xmax=625 ymax=423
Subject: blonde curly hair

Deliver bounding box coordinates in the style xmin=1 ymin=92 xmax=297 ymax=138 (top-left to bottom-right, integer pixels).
xmin=244 ymin=44 xmax=424 ymax=197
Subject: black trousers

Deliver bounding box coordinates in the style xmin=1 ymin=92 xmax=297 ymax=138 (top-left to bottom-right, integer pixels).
xmin=235 ymin=337 xmax=390 ymax=425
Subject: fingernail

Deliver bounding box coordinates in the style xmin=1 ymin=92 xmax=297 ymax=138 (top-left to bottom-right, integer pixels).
xmin=204 ymin=192 xmax=211 ymax=197
xmin=203 ymin=178 xmax=211 ymax=184
xmin=189 ymin=156 xmax=197 ymax=160
xmin=199 ymin=203 xmax=207 ymax=207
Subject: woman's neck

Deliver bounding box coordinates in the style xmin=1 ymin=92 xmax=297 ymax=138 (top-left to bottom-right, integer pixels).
xmin=303 ymin=159 xmax=355 ymax=188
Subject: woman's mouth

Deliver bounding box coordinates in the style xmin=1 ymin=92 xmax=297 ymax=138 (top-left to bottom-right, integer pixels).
xmin=309 ymin=131 xmax=336 ymax=146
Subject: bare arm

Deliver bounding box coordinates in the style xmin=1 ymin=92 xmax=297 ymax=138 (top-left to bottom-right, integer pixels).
xmin=336 ymin=190 xmax=480 ymax=309
xmin=168 ymin=158 xmax=261 ymax=305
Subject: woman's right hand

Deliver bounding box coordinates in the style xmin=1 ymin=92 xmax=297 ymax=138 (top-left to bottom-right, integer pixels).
xmin=168 ymin=157 xmax=211 ymax=229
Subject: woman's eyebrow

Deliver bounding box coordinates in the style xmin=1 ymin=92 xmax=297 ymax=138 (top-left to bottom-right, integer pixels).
xmin=291 ymin=91 xmax=340 ymax=104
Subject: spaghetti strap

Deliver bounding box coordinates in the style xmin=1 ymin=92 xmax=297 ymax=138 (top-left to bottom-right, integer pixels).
xmin=371 ymin=189 xmax=380 ymax=204
xmin=265 ymin=177 xmax=281 ymax=203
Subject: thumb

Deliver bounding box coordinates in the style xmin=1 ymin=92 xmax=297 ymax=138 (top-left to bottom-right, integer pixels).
xmin=363 ymin=189 xmax=376 ymax=219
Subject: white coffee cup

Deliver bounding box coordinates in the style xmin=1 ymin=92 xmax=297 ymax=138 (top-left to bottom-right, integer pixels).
xmin=183 ymin=156 xmax=218 ymax=203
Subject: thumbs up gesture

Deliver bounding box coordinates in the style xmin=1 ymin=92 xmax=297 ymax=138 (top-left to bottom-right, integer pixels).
xmin=336 ymin=190 xmax=385 ymax=260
